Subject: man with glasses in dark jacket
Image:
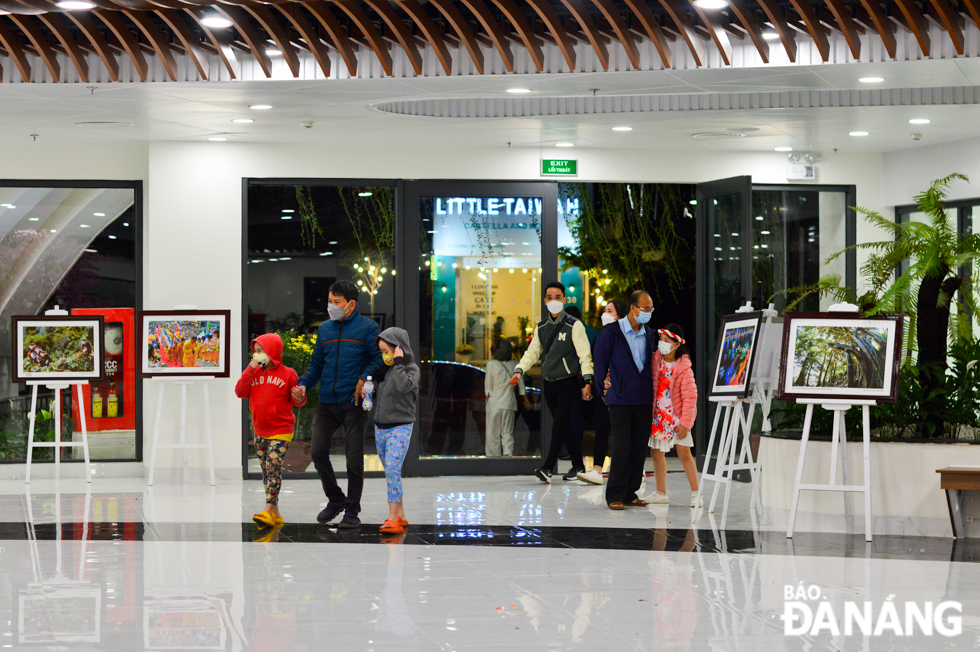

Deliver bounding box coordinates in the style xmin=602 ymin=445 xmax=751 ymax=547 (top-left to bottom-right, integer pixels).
xmin=292 ymin=280 xmax=383 ymax=528
xmin=593 ymin=290 xmax=657 ymax=510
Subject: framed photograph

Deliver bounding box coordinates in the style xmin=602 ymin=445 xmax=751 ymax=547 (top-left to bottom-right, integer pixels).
xmin=777 ymin=312 xmax=904 ymax=403
xmin=12 ymin=316 xmax=105 ymax=383
xmin=139 ymin=310 xmax=230 ymax=378
xmin=709 ymin=312 xmax=764 ymax=398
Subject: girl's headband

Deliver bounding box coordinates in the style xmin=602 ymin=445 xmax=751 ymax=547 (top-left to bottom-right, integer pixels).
xmin=658 ymin=329 xmax=685 ymax=344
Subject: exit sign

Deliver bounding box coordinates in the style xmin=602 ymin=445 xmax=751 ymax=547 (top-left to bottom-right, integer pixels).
xmin=541 ymin=159 xmax=577 ymax=176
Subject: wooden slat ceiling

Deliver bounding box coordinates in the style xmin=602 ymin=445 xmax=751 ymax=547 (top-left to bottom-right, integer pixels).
xmin=0 ymin=0 xmax=969 ymax=82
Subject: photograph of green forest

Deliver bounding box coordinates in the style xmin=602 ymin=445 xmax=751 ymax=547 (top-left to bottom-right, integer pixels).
xmin=791 ymin=325 xmax=888 ymax=390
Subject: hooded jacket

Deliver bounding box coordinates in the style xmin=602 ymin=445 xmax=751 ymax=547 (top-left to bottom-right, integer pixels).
xmin=235 ymin=333 xmax=307 ymax=439
xmin=298 ymin=308 xmax=383 ymax=405
xmin=651 ymin=350 xmax=697 ymax=432
xmin=373 ymin=327 xmax=420 ymax=428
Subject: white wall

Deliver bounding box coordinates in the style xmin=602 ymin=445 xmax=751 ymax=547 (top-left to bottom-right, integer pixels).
xmin=0 ymin=138 xmax=890 ymax=476
xmin=883 ymin=136 xmax=980 ymax=207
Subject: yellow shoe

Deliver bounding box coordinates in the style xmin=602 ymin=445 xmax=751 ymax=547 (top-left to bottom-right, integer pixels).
xmin=252 ymin=510 xmax=281 ymax=528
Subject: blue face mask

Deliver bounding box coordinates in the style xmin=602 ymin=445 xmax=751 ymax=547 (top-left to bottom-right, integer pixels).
xmin=635 ymin=309 xmax=652 ymax=324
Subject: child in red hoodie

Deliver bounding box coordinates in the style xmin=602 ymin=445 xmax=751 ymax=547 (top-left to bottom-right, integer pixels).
xmin=235 ymin=333 xmax=306 ymax=528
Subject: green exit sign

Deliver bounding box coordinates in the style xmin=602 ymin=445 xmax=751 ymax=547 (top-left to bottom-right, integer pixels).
xmin=541 ymin=159 xmax=577 ymax=176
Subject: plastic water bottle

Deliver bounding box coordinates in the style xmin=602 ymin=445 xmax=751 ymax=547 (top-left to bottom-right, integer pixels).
xmin=362 ymin=376 xmax=374 ymax=412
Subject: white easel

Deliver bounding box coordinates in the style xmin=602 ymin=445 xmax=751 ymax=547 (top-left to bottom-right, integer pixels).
xmin=695 ymin=302 xmax=779 ymax=529
xmin=786 ymin=303 xmax=875 ymax=542
xmin=25 ymin=307 xmax=92 ymax=484
xmin=146 ymin=305 xmax=215 ymax=486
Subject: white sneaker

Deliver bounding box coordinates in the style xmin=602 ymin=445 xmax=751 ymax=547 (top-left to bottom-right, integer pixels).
xmin=690 ymin=492 xmax=702 ymax=508
xmin=649 ymin=492 xmax=669 ymax=505
xmin=577 ymin=468 xmax=603 ymax=485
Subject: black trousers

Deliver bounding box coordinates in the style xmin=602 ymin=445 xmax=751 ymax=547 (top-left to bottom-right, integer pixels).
xmin=311 ymin=403 xmax=366 ymax=515
xmin=592 ymin=394 xmax=611 ymax=470
xmin=605 ymin=404 xmax=652 ymax=505
xmin=542 ymin=377 xmax=584 ymax=472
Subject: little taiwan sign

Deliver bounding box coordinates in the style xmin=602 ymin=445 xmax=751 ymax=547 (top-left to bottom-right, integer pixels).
xmin=541 ymin=159 xmax=577 ymax=176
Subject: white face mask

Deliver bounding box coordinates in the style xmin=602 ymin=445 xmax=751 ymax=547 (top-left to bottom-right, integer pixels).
xmin=600 ymin=312 xmax=617 ymax=326
xmin=658 ymin=341 xmax=676 ymax=356
xmin=545 ymin=300 xmax=564 ymax=315
xmin=252 ymin=352 xmax=270 ymax=366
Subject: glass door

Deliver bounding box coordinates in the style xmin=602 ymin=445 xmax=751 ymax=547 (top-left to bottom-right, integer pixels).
xmin=402 ymin=181 xmax=559 ymax=477
xmin=695 ymin=176 xmax=752 ymax=465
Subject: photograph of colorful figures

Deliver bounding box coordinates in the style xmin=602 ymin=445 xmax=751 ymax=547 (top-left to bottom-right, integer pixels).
xmin=140 ymin=310 xmax=230 ymax=378
xmin=716 ymin=325 xmax=756 ymax=387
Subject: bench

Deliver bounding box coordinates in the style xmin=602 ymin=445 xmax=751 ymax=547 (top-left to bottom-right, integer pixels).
xmin=936 ymin=467 xmax=980 ymax=538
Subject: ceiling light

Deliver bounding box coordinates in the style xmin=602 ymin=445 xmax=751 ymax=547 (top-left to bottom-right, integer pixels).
xmin=251 ymin=259 xmax=263 ymax=263
xmin=201 ymin=15 xmax=233 ymax=28
xmin=612 ymin=126 xmax=632 ymax=132
xmin=208 ymin=137 xmax=227 ymax=141
xmin=108 ymin=235 xmax=117 ymax=239
xmin=267 ymin=49 xmax=282 ymax=57
xmin=755 ymin=216 xmax=764 ymax=221
xmin=79 ymin=224 xmax=90 ymax=228
xmin=693 ymin=0 xmax=728 ymax=8
xmin=84 ymin=248 xmax=97 ymax=253
xmin=282 ymin=209 xmax=294 ymax=213
xmin=849 ymin=131 xmax=869 ymax=137
xmin=56 ymin=1 xmax=96 ymax=9
xmin=761 ymin=230 xmax=771 ymax=235
xmin=507 ymin=88 xmax=531 ymax=94
xmin=281 ymin=215 xmax=292 ymax=220
xmin=774 ymin=147 xmax=793 ymax=152
xmin=762 ymin=31 xmax=780 ymax=40
xmin=358 ymin=192 xmax=373 ymax=197
xmin=859 ymin=77 xmax=884 ymax=83
xmin=320 ymin=252 xmax=333 ymax=256
xmin=232 ymin=118 xmax=254 ymax=124
xmin=909 ymin=118 xmax=930 ymax=124
xmin=328 ymin=240 xmax=338 ymax=244
xmin=50 ymin=229 xmax=58 ymax=233
xmin=28 ymin=217 xmax=38 ymax=222
xmin=0 ymin=203 xmax=12 ymax=208
xmin=555 ymin=142 xmax=574 ymax=148
xmin=123 ymin=222 xmax=129 ymax=227
xmin=249 ymin=105 xmax=273 ymax=110
xmin=269 ymin=258 xmax=279 ymax=262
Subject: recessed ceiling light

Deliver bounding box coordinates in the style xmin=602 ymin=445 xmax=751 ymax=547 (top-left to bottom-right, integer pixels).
xmin=28 ymin=217 xmax=38 ymax=221
xmin=358 ymin=192 xmax=373 ymax=197
xmin=201 ymin=15 xmax=233 ymax=28
xmin=269 ymin=258 xmax=279 ymax=262
xmin=612 ymin=126 xmax=632 ymax=132
xmin=328 ymin=240 xmax=338 ymax=244
xmin=251 ymin=259 xmax=263 ymax=263
xmin=849 ymin=131 xmax=869 ymax=137
xmin=80 ymin=224 xmax=90 ymax=228
xmin=267 ymin=48 xmax=282 ymax=56
xmin=762 ymin=31 xmax=780 ymax=40
xmin=281 ymin=215 xmax=292 ymax=220
xmin=93 ymin=212 xmax=105 ymax=216
xmin=320 ymin=252 xmax=333 ymax=256
xmin=774 ymin=147 xmax=793 ymax=152
xmin=507 ymin=88 xmax=531 ymax=94
xmin=1 ymin=203 xmax=13 ymax=208
xmin=85 ymin=248 xmax=97 ymax=253
xmin=208 ymin=137 xmax=227 ymax=141
xmin=555 ymin=142 xmax=574 ymax=147
xmin=50 ymin=229 xmax=58 ymax=233
xmin=108 ymin=235 xmax=117 ymax=239
xmin=249 ymin=104 xmax=273 ymax=110
xmin=56 ymin=1 xmax=95 ymax=9
xmin=693 ymin=0 xmax=728 ymax=8
xmin=909 ymin=118 xmax=930 ymax=124
xmin=123 ymin=222 xmax=129 ymax=227
xmin=859 ymin=77 xmax=884 ymax=83
xmin=232 ymin=118 xmax=254 ymax=124
xmin=282 ymin=209 xmax=295 ymax=213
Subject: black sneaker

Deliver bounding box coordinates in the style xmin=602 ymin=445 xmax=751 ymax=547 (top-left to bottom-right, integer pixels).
xmin=338 ymin=513 xmax=361 ymax=529
xmin=562 ymin=468 xmax=583 ymax=481
xmin=534 ymin=467 xmax=552 ymax=484
xmin=317 ymin=502 xmax=345 ymax=524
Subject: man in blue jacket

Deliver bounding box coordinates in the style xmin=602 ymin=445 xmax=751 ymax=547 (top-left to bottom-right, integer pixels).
xmin=292 ymin=280 xmax=383 ymax=528
xmin=593 ymin=290 xmax=657 ymax=509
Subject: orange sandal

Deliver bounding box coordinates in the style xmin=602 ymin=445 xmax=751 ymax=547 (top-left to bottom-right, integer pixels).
xmin=380 ymin=517 xmax=408 ymax=534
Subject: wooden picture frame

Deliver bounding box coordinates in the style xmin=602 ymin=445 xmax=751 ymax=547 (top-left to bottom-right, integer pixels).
xmin=139 ymin=310 xmax=231 ymax=379
xmin=777 ymin=312 xmax=904 ymax=404
xmin=12 ymin=315 xmax=105 ymax=383
xmin=708 ymin=311 xmax=764 ymax=398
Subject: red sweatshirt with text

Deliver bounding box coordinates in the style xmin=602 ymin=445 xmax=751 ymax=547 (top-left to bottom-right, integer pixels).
xmin=235 ymin=333 xmax=307 ymax=438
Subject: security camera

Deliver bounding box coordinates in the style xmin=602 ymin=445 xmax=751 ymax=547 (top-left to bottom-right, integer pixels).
xmin=910 ymin=133 xmax=922 ymax=141
xmin=301 ymin=121 xmax=314 ymax=129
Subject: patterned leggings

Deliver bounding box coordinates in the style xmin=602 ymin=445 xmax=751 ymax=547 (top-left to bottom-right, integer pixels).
xmin=255 ymin=437 xmax=289 ymax=505
xmin=376 ymin=424 xmax=412 ymax=503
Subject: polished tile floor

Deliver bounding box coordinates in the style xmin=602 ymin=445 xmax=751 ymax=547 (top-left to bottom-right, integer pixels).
xmin=1 ymin=470 xmax=977 ymax=650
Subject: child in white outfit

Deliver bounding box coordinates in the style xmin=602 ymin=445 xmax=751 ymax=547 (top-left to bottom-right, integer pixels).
xmin=485 ymin=340 xmax=525 ymax=456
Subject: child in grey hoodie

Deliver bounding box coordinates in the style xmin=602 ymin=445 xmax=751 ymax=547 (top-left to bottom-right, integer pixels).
xmin=364 ymin=327 xmax=420 ymax=534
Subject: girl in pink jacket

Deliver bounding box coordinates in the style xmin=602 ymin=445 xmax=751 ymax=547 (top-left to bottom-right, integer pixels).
xmin=648 ymin=324 xmax=700 ymax=507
